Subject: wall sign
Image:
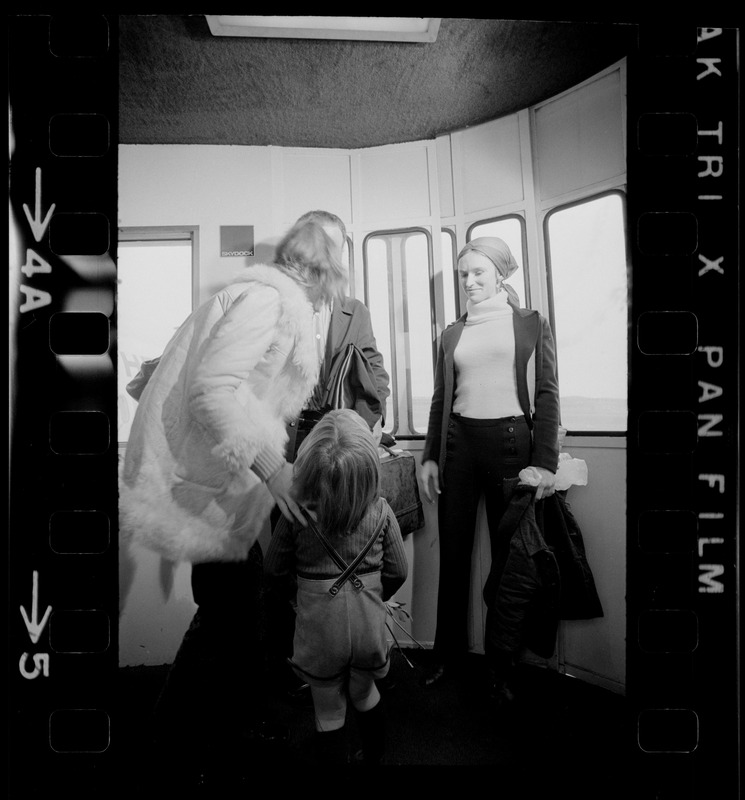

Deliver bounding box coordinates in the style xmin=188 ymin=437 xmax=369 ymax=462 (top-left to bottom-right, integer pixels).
xmin=220 ymin=225 xmax=254 ymax=257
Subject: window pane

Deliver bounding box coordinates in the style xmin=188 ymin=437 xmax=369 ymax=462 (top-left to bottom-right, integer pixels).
xmin=441 ymin=229 xmax=458 ymax=324
xmin=546 ymin=194 xmax=628 ymax=432
xmin=344 ymin=235 xmax=355 ymax=295
xmin=364 ymin=229 xmax=433 ymax=436
xmin=405 ymin=234 xmax=434 ymax=433
xmin=117 ymin=239 xmax=192 ymax=442
xmin=365 ymin=237 xmax=395 ymax=433
xmin=468 ymin=217 xmax=526 ymax=307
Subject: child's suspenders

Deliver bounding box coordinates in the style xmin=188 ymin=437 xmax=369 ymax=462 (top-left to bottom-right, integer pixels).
xmin=303 ymin=509 xmax=387 ymax=596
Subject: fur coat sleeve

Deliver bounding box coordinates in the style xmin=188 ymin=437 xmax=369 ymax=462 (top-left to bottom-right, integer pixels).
xmin=189 ymin=284 xmax=290 ymax=474
xmin=119 ymin=265 xmax=320 ymax=564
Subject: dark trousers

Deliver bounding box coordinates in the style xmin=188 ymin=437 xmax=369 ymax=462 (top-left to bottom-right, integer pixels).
xmin=152 ymin=543 xmax=266 ymax=753
xmin=433 ymin=413 xmax=531 ymax=664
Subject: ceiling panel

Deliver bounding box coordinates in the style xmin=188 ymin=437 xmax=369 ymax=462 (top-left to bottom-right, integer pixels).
xmin=118 ymin=16 xmax=638 ymax=149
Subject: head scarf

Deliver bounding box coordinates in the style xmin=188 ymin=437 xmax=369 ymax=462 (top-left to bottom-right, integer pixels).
xmin=457 ymin=237 xmax=521 ymax=308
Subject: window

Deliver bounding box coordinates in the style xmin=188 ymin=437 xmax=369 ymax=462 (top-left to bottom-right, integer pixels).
xmin=466 ymin=216 xmax=528 ymax=311
xmin=343 ymin=234 xmax=355 ymax=296
xmin=440 ymin=228 xmax=458 ymax=324
xmin=117 ymin=228 xmax=197 ymax=443
xmin=545 ymin=192 xmax=628 ymax=433
xmin=363 ymin=229 xmax=434 ymax=436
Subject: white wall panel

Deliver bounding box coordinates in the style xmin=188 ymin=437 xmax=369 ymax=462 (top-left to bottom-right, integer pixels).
xmin=459 ymin=114 xmax=524 ymax=213
xmin=281 ymin=151 xmax=353 ymax=227
xmin=118 ymin=145 xmax=276 ymax=301
xmin=559 ymin=439 xmax=626 ymax=694
xmin=119 ymin=543 xmax=195 ymax=667
xmin=533 ymin=70 xmax=625 ymax=201
xmin=436 ymin=135 xmax=455 ymax=218
xmin=358 ymin=145 xmax=433 ymax=222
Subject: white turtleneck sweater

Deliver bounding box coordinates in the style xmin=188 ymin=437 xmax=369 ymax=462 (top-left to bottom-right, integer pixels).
xmin=452 ymin=291 xmax=523 ymax=419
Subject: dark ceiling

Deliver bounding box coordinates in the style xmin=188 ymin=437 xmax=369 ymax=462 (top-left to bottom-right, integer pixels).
xmin=118 ymin=16 xmax=639 ymax=150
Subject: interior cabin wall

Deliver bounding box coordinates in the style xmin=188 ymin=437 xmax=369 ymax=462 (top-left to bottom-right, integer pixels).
xmin=118 ymin=62 xmax=627 ymax=695
xmin=528 ymin=65 xmax=627 ymax=693
xmin=558 ymin=437 xmax=626 ymax=694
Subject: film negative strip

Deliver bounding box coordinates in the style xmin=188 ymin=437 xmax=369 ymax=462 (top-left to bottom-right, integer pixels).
xmin=8 ymin=14 xmax=119 ymax=793
xmin=626 ymin=24 xmax=740 ymax=798
xmin=6 ymin=14 xmax=741 ymax=796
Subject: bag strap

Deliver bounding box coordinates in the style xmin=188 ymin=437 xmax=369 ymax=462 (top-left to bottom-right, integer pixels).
xmin=303 ymin=506 xmax=387 ymax=596
xmin=379 ymin=444 xmax=400 ymax=460
xmin=327 ymin=342 xmax=357 ymax=410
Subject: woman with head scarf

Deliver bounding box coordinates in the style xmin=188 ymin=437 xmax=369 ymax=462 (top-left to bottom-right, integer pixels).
xmin=419 ymin=236 xmax=560 ymax=703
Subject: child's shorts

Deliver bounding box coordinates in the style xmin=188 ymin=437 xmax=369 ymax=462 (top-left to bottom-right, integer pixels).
xmin=290 ymin=571 xmax=390 ymax=687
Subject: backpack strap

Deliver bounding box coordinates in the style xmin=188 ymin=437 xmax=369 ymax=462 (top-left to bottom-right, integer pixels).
xmin=303 ymin=507 xmax=388 ymax=596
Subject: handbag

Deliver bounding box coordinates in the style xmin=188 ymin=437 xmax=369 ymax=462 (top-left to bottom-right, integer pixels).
xmin=379 ymin=447 xmax=425 ymax=537
xmin=125 ymin=356 xmax=162 ymax=401
xmin=323 ymin=343 xmax=382 ymax=427
xmin=324 ymin=344 xmax=424 ymax=536
xmin=327 ymin=343 xmax=356 ymax=410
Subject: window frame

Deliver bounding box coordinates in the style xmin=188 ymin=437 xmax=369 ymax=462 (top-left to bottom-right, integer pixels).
xmin=362 ymin=226 xmax=435 ymax=438
xmin=118 ymin=226 xmax=200 ymax=312
xmin=116 ymin=226 xmax=199 ymax=446
xmin=344 ymin=233 xmax=356 ymax=296
xmin=440 ymin=226 xmax=459 ymax=324
xmin=543 ymin=189 xmax=629 ymax=437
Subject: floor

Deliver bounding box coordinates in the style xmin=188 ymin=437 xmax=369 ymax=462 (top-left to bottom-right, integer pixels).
xmin=112 ymin=646 xmax=632 ymax=793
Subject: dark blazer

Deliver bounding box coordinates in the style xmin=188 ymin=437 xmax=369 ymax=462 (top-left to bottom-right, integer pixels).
xmin=422 ymin=306 xmax=560 ymax=474
xmin=285 ymin=295 xmax=390 ymax=455
xmin=319 ymin=295 xmax=390 ymax=411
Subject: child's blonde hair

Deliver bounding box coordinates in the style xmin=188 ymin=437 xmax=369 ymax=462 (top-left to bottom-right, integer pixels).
xmin=293 ymin=409 xmax=380 ymax=537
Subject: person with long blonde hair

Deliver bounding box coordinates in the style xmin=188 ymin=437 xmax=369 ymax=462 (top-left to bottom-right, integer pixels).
xmin=120 ymin=217 xmax=350 ymax=775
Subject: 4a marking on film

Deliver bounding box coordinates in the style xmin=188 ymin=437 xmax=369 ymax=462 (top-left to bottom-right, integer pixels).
xmin=19 ymin=167 xmax=55 ymax=313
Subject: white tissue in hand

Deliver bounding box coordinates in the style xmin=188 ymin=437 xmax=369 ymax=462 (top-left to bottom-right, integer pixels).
xmin=518 ymin=466 xmax=543 ymax=486
xmin=554 ymin=452 xmax=588 ymax=490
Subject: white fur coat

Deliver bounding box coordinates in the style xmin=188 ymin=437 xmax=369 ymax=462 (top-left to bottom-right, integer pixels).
xmin=119 ymin=264 xmax=320 ymax=562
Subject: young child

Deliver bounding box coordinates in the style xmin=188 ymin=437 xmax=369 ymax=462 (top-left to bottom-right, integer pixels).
xmin=264 ymin=408 xmax=408 ymax=765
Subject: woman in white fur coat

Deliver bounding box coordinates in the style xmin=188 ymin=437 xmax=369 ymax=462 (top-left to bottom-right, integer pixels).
xmin=120 ymin=218 xmax=348 ymax=565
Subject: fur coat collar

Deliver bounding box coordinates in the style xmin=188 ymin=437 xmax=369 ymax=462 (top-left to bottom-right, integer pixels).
xmin=120 ymin=262 xmax=321 ymax=564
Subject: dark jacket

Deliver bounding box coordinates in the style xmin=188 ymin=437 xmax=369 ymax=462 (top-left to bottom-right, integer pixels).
xmin=483 ymin=479 xmax=603 ymax=659
xmin=285 ymin=295 xmax=390 ymax=454
xmin=535 ymin=487 xmax=604 ymax=621
xmin=321 ymin=342 xmax=382 ymax=428
xmin=422 ymin=307 xmax=560 ymax=475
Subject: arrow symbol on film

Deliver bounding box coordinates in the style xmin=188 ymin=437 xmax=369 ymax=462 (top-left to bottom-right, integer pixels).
xmin=20 ymin=570 xmax=52 ymax=645
xmin=22 ymin=167 xmax=56 ymax=242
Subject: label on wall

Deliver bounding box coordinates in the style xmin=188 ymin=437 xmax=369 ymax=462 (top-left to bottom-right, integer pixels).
xmin=220 ymin=225 xmax=254 ymax=257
